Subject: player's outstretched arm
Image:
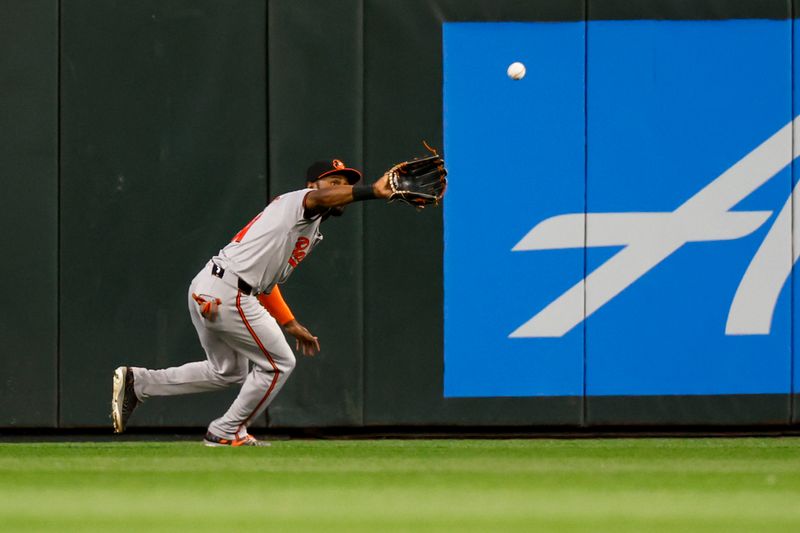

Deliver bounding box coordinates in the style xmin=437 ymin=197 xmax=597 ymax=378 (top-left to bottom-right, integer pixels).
xmin=304 ymin=173 xmax=392 ymax=210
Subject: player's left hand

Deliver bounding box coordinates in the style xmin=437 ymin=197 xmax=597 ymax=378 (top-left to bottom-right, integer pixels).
xmin=283 ymin=319 xmax=320 ymax=356
xmin=382 ymin=144 xmax=447 ymax=207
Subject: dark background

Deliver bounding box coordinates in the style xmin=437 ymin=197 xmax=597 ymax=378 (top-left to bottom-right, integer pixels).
xmin=1 ymin=0 xmax=796 ymax=429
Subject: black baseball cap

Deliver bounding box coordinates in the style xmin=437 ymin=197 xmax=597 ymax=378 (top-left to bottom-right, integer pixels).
xmin=306 ymin=159 xmax=362 ymax=185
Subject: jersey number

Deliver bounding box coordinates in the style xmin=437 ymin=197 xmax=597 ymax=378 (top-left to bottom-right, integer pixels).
xmin=232 ymin=213 xmax=262 ymax=243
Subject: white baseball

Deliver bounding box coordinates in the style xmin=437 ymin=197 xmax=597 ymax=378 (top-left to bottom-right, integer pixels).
xmin=507 ymin=61 xmax=526 ymax=80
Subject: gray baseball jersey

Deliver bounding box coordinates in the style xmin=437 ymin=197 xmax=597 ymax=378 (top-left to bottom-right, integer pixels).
xmin=215 ymin=188 xmax=324 ymax=294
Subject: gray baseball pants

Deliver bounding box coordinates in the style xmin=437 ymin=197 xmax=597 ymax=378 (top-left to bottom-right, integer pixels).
xmin=132 ymin=262 xmax=296 ymax=440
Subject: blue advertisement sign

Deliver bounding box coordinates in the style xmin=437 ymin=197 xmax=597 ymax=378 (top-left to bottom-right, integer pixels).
xmin=443 ymin=20 xmax=794 ymax=398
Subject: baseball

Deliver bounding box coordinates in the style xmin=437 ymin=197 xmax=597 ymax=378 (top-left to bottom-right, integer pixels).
xmin=507 ymin=61 xmax=526 ymax=80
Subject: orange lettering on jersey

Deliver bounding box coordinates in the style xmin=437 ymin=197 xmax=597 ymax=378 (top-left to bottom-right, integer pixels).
xmin=288 ymin=237 xmax=310 ymax=268
xmin=232 ymin=213 xmax=263 ymax=243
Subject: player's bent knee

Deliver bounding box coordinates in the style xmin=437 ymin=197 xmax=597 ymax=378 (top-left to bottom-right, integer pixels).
xmin=284 ymin=354 xmax=296 ymax=375
xmin=250 ymin=343 xmax=295 ymax=377
xmin=276 ymin=352 xmax=296 ymax=377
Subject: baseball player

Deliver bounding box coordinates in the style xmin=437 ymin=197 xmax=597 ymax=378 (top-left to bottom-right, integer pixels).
xmin=111 ymin=159 xmax=393 ymax=446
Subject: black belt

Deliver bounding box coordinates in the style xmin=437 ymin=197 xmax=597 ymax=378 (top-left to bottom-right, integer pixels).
xmin=210 ymin=263 xmax=255 ymax=295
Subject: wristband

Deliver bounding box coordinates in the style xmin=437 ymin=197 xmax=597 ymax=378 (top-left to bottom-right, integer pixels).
xmin=257 ymin=287 xmax=295 ymax=326
xmin=352 ymin=185 xmax=377 ymax=201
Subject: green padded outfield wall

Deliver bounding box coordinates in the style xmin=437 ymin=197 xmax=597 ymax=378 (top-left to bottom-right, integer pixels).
xmin=265 ymin=0 xmax=364 ymax=427
xmin=3 ymin=0 xmax=800 ymax=429
xmin=59 ymin=0 xmax=268 ymax=427
xmin=265 ymin=0 xmax=585 ymax=428
xmin=362 ymin=0 xmax=585 ymax=427
xmin=0 ymin=0 xmax=58 ymax=427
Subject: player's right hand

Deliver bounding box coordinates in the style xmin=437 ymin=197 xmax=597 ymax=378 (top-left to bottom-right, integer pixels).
xmin=283 ymin=319 xmax=320 ymax=356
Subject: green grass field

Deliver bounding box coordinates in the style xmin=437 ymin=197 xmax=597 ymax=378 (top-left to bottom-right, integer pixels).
xmin=1 ymin=438 xmax=799 ymax=532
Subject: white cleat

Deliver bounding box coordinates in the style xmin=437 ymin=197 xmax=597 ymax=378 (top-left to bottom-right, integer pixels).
xmin=111 ymin=366 xmax=139 ymax=434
